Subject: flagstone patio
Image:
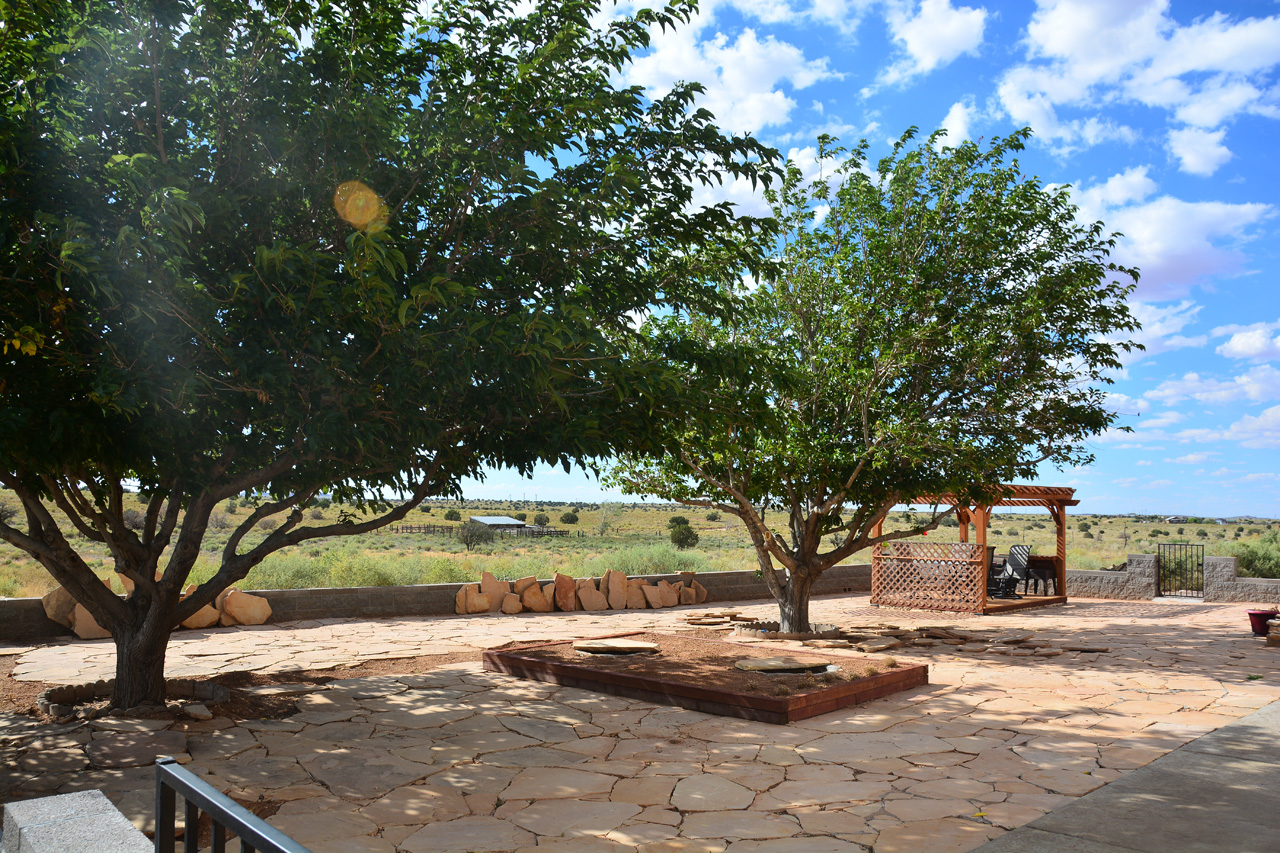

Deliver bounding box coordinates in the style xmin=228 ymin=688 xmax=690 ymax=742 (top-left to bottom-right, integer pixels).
xmin=2 ymin=594 xmax=1277 ymax=852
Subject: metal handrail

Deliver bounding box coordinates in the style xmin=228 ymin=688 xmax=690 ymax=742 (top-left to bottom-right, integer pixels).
xmin=154 ymin=756 xmax=312 ymax=853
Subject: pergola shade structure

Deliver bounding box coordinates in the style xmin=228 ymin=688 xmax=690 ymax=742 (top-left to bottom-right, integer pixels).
xmin=869 ymin=485 xmax=1077 ymax=614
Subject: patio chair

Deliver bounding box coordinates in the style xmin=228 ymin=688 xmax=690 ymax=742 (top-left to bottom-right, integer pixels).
xmin=996 ymin=545 xmax=1030 ymax=599
xmin=1025 ymin=559 xmax=1057 ymax=596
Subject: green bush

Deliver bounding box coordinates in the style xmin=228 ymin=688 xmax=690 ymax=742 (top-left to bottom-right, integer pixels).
xmin=459 ymin=521 xmax=495 ymax=551
xmin=534 ymin=512 xmax=550 ymax=526
xmin=706 ymin=512 xmax=720 ymax=522
xmin=1233 ymin=531 xmax=1280 ymax=578
xmin=444 ymin=509 xmax=462 ymax=521
xmin=670 ymin=524 xmax=699 ymax=550
xmin=514 ymin=512 xmax=527 ymax=522
xmin=1077 ymin=520 xmax=1091 ymax=532
xmin=560 ymin=512 xmax=579 ymax=525
xmin=668 ymin=515 xmax=689 ymax=528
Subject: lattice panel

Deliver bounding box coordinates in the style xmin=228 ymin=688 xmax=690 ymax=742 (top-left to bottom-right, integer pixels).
xmin=871 ymin=541 xmax=986 ymax=613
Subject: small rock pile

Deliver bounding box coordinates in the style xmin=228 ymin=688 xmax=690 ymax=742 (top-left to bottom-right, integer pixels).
xmin=42 ymin=581 xmax=272 ymax=640
xmin=36 ymin=678 xmax=230 ymax=722
xmin=455 ymin=570 xmax=708 ymax=615
xmin=770 ymin=624 xmax=1108 ymax=657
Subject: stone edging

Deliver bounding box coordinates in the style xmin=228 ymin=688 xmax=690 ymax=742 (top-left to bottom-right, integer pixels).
xmin=36 ymin=678 xmax=230 ymax=719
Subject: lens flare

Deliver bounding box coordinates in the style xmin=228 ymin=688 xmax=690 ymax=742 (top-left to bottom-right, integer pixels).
xmin=333 ymin=180 xmax=388 ymax=232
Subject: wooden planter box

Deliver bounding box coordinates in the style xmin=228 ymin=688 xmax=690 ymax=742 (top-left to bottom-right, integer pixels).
xmin=482 ymin=632 xmax=929 ymax=725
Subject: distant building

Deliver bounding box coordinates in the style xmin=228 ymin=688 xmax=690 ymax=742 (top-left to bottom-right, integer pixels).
xmin=1164 ymin=516 xmax=1186 ymax=524
xmin=468 ymin=515 xmax=527 ymax=531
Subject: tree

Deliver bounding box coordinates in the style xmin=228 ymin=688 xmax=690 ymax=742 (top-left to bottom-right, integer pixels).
xmin=670 ymin=523 xmax=699 ymax=550
xmin=615 ymin=129 xmax=1140 ymax=633
xmin=668 ymin=515 xmax=690 ymax=528
xmin=513 ymin=512 xmax=527 ymax=522
xmin=706 ymin=511 xmax=720 ymax=521
xmin=458 ymin=522 xmax=495 ymax=551
xmin=533 ymin=513 xmax=551 ymax=527
xmin=1078 ymin=521 xmax=1092 ymax=532
xmin=560 ymin=512 xmax=579 ymax=525
xmin=0 ymin=0 xmax=775 ymax=707
xmin=444 ymin=509 xmax=463 ymax=522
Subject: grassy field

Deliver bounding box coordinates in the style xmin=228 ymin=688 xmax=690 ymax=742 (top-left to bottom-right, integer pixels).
xmin=1 ymin=490 xmax=1275 ymax=598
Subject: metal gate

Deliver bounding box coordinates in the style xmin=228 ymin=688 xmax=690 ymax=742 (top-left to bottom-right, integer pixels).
xmin=1157 ymin=543 xmax=1204 ymax=598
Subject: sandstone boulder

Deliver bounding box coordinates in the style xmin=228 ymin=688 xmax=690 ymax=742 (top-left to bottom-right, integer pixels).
xmin=500 ymin=593 xmax=524 ymax=614
xmin=553 ymin=573 xmax=578 ymax=612
xmin=42 ymin=586 xmax=77 ymax=629
xmin=604 ymin=570 xmax=628 ymax=610
xmin=216 ymin=588 xmax=240 ymax=626
xmin=480 ymin=572 xmax=509 ymax=613
xmin=180 ymin=586 xmax=220 ymax=630
xmin=679 ymin=585 xmax=697 ymax=605
xmin=625 ymin=585 xmax=649 ymax=609
xmin=541 ymin=582 xmax=557 ymax=608
xmin=463 ymin=586 xmax=492 ymax=614
xmin=576 ymin=576 xmax=597 ymax=591
xmin=691 ymin=580 xmax=709 ymax=604
xmin=455 ymin=584 xmax=475 ymax=615
xmin=521 ymin=584 xmax=553 ymax=613
xmin=657 ymin=580 xmax=680 ymax=608
xmin=71 ymin=603 xmax=111 ymax=640
xmin=222 ymin=590 xmax=272 ymax=626
xmin=641 ymin=584 xmax=664 ymax=608
xmin=578 ymin=586 xmax=608 ymax=611
xmin=513 ymin=576 xmax=539 ymax=595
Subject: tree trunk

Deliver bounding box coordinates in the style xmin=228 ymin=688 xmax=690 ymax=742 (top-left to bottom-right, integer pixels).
xmin=111 ymin=616 xmax=171 ymax=709
xmin=777 ymin=568 xmax=815 ymax=634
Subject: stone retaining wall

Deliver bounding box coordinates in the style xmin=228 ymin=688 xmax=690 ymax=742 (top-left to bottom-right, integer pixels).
xmin=1066 ymin=554 xmax=1157 ymax=600
xmin=1205 ymin=556 xmax=1280 ymax=603
xmin=0 ymin=564 xmax=872 ymax=643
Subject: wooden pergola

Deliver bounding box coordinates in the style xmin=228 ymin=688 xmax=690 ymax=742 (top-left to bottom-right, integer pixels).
xmin=869 ymin=485 xmax=1078 ymax=615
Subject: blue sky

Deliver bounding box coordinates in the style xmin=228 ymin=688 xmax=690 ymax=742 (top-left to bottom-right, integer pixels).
xmin=462 ymin=0 xmax=1280 ymax=517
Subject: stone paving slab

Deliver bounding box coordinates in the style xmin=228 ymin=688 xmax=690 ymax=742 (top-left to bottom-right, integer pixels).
xmin=3 ymin=595 xmax=1279 ymax=852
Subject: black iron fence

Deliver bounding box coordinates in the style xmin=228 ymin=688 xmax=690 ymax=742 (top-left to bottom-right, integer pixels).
xmin=154 ymin=756 xmax=311 ymax=853
xmin=1157 ymin=543 xmax=1204 ymax=598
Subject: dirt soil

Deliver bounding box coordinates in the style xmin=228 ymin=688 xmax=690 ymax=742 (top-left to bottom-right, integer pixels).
xmin=0 ymin=651 xmax=483 ymax=721
xmin=500 ymin=631 xmax=897 ymax=699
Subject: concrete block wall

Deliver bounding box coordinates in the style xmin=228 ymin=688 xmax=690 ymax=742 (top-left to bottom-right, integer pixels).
xmin=1205 ymin=556 xmax=1280 ymax=604
xmin=0 ymin=565 xmax=872 ymax=642
xmin=1066 ymin=554 xmax=1157 ymax=600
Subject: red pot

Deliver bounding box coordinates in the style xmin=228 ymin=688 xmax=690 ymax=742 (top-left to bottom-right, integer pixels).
xmin=1247 ymin=609 xmax=1278 ymax=637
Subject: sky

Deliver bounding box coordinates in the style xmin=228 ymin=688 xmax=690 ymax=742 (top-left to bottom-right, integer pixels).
xmin=460 ymin=0 xmax=1280 ymax=517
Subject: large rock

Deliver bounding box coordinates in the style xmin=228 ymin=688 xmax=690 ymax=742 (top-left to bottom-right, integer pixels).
xmin=691 ymin=580 xmax=709 ymax=604
xmin=578 ymin=586 xmax=609 ymax=611
xmin=71 ymin=604 xmax=110 ymax=640
xmin=463 ymin=586 xmax=491 ymax=614
xmin=42 ymin=586 xmax=77 ymax=629
xmin=603 ymin=570 xmax=628 ymax=609
xmin=641 ymin=584 xmax=664 ymax=608
xmin=521 ymin=584 xmax=553 ymax=613
xmin=480 ymin=572 xmax=508 ymax=612
xmin=216 ymin=588 xmax=240 ymax=626
xmin=553 ymin=573 xmax=578 ymax=612
xmin=576 ymin=576 xmax=598 ymax=592
xmin=679 ymin=585 xmax=697 ymax=605
xmin=500 ymin=593 xmax=524 ymax=614
xmin=626 ymin=585 xmax=649 ymax=609
xmin=221 ymin=590 xmax=272 ymax=626
xmin=513 ymin=576 xmax=539 ymax=594
xmin=657 ymin=580 xmax=680 ymax=607
xmin=180 ymin=585 xmax=220 ymax=630
xmin=455 ymin=583 xmax=474 ymax=615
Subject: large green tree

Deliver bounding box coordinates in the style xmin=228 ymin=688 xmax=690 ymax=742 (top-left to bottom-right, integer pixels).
xmin=0 ymin=0 xmax=775 ymax=707
xmin=615 ymin=130 xmax=1141 ymax=633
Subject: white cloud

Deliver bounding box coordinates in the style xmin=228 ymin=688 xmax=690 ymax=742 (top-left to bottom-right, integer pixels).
xmin=1114 ymin=300 xmax=1206 ymax=364
xmin=1186 ymin=405 xmax=1280 ymax=449
xmin=1140 ymin=410 xmax=1185 ymax=430
xmin=1146 ymin=365 xmax=1280 ymax=404
xmin=1214 ymin=320 xmax=1280 ymax=361
xmin=1072 ymin=169 xmax=1273 ymax=301
xmin=1167 ymin=127 xmax=1233 ymax=176
xmin=938 ymin=99 xmax=979 ymax=144
xmin=1135 ymin=459 xmax=1153 ymax=466
xmin=1104 ymin=391 xmax=1152 ymax=415
xmin=996 ymin=0 xmax=1280 ymax=153
xmin=1144 ymin=479 xmax=1175 ymax=489
xmin=1165 ymin=452 xmax=1218 ymax=464
xmin=878 ymin=0 xmax=988 ymax=87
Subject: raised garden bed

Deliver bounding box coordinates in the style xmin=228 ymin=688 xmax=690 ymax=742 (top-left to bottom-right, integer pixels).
xmin=482 ymin=631 xmax=928 ymax=724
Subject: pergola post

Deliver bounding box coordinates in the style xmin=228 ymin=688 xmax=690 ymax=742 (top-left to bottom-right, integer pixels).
xmin=1049 ymin=503 xmax=1067 ymax=597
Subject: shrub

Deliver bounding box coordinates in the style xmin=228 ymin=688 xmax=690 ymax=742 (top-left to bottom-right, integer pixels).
xmin=1196 ymin=529 xmax=1208 ymax=538
xmin=670 ymin=523 xmax=699 ymax=550
xmin=0 ymin=504 xmax=15 ymax=525
xmin=258 ymin=518 xmax=277 ymax=530
xmin=458 ymin=522 xmax=495 ymax=551
xmin=534 ymin=512 xmax=550 ymax=526
xmin=209 ymin=512 xmax=231 ymax=530
xmin=560 ymin=512 xmax=579 ymax=524
xmin=1177 ymin=527 xmax=1184 ymax=534
xmin=225 ymin=500 xmax=238 ymax=514
xmin=444 ymin=509 xmax=462 ymax=521
xmin=668 ymin=515 xmax=689 ymax=528
xmin=1083 ymin=531 xmax=1094 ymax=539
xmin=122 ymin=509 xmax=145 ymax=530
xmin=514 ymin=512 xmax=527 ymax=521
xmin=1233 ymin=531 xmax=1280 ymax=578
xmin=310 ymin=508 xmax=325 ymax=519
xmin=1077 ymin=520 xmax=1092 ymax=532
xmin=706 ymin=511 xmax=720 ymax=522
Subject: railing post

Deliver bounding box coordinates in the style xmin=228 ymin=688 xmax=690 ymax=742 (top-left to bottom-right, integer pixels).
xmin=155 ymin=756 xmax=178 ymax=853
